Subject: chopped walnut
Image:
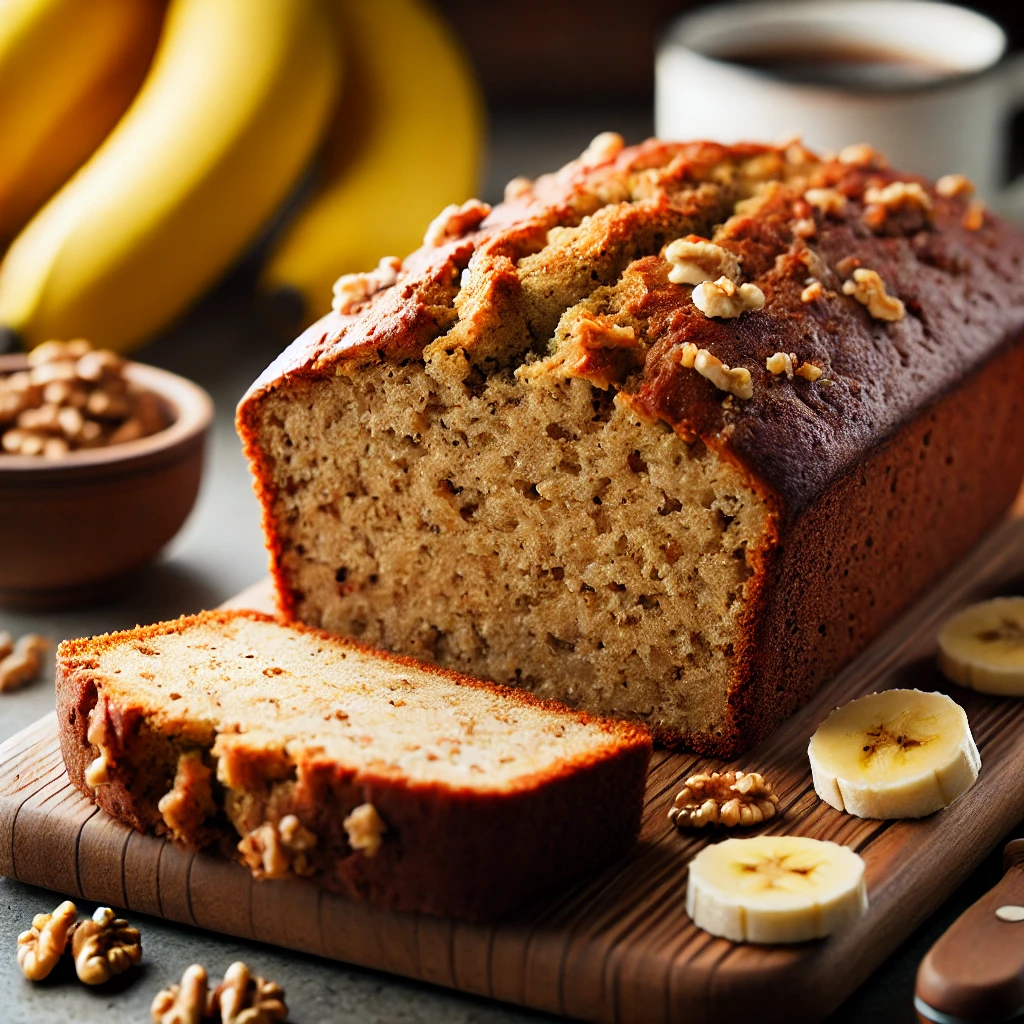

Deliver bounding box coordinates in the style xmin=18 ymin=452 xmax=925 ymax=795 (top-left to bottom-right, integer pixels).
xmin=862 ymin=180 xmax=933 ymax=231
xmin=209 ymin=962 xmax=288 ymax=1024
xmin=795 ymin=361 xmax=824 ymax=381
xmin=577 ymin=131 xmax=624 ymax=167
xmin=692 ymin=276 xmax=765 ymax=319
xmin=151 ymin=964 xmax=208 ymax=1024
xmin=791 ymin=217 xmax=816 ymax=240
xmin=766 ymin=352 xmax=795 ymax=377
xmin=803 ymin=188 xmax=847 ymax=216
xmin=237 ymin=815 xmax=317 ymax=880
xmin=158 ymin=750 xmax=215 ymax=841
xmin=678 ymin=344 xmax=753 ymax=400
xmin=963 ymin=198 xmax=986 ymax=231
xmin=842 ymin=268 xmax=905 ymax=321
xmin=84 ymin=706 xmax=112 ymax=789
xmin=837 ymin=142 xmax=888 ymax=168
xmin=864 ymin=180 xmax=932 ymax=213
xmin=503 ymin=176 xmax=532 ymax=201
xmin=668 ymin=770 xmax=780 ymax=829
xmin=936 ymin=173 xmax=974 ymax=199
xmin=1 ymin=339 xmax=169 ymax=457
xmin=423 ymin=198 xmax=491 ymax=246
xmin=71 ymin=906 xmax=142 ymax=985
xmin=664 ymin=237 xmax=741 ymax=285
xmin=17 ymin=900 xmax=78 ymax=981
xmin=692 ymin=277 xmax=765 ymax=320
xmin=344 ymin=802 xmax=386 ymax=857
xmin=800 ymin=280 xmax=824 ymax=303
xmin=765 ymin=351 xmax=824 ymax=381
xmin=331 ymin=256 xmax=402 ymax=315
xmin=0 ymin=633 xmax=48 ymax=692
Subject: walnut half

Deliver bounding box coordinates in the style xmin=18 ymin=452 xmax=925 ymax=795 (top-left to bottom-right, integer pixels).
xmin=71 ymin=906 xmax=142 ymax=985
xmin=210 ymin=961 xmax=288 ymax=1024
xmin=17 ymin=900 xmax=78 ymax=980
xmin=151 ymin=964 xmax=208 ymax=1024
xmin=668 ymin=770 xmax=780 ymax=829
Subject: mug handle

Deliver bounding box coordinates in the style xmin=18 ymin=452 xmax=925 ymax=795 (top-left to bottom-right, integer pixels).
xmin=996 ymin=51 xmax=1024 ymax=220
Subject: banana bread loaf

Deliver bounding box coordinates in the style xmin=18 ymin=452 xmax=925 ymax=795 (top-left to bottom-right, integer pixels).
xmin=237 ymin=135 xmax=1024 ymax=756
xmin=57 ymin=610 xmax=651 ymax=920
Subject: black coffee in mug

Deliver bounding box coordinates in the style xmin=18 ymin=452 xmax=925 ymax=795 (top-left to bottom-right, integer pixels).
xmin=716 ymin=42 xmax=960 ymax=90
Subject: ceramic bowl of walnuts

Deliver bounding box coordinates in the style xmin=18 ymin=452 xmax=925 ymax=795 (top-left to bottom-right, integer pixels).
xmin=0 ymin=340 xmax=212 ymax=606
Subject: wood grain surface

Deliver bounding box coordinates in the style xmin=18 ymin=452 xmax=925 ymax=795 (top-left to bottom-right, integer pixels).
xmin=3 ymin=518 xmax=1024 ymax=1024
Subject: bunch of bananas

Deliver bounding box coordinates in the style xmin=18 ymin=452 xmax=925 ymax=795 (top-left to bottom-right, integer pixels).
xmin=0 ymin=0 xmax=483 ymax=353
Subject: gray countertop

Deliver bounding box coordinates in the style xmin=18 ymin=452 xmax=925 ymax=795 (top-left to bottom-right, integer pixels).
xmin=1 ymin=107 xmax=1021 ymax=1023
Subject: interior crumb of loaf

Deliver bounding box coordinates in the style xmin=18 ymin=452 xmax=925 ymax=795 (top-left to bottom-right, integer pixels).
xmin=258 ymin=365 xmax=770 ymax=741
xmin=89 ymin=616 xmax=625 ymax=790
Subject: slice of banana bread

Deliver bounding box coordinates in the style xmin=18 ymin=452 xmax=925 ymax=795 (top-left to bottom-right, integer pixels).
xmin=57 ymin=610 xmax=651 ymax=920
xmin=237 ymin=135 xmax=1024 ymax=756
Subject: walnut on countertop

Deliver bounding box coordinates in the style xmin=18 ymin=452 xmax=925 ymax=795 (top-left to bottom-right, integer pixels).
xmin=0 ymin=632 xmax=48 ymax=692
xmin=668 ymin=770 xmax=780 ymax=829
xmin=71 ymin=906 xmax=142 ymax=985
xmin=151 ymin=963 xmax=209 ymax=1024
xmin=17 ymin=900 xmax=78 ymax=980
xmin=209 ymin=961 xmax=288 ymax=1024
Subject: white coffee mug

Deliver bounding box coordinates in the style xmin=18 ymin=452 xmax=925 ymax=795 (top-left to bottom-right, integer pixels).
xmin=655 ymin=0 xmax=1024 ymax=214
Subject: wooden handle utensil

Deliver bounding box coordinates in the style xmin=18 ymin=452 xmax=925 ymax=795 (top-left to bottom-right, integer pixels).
xmin=915 ymin=840 xmax=1024 ymax=1023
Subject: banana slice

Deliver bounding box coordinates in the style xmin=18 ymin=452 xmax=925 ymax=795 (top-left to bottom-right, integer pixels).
xmin=937 ymin=596 xmax=1024 ymax=696
xmin=808 ymin=689 xmax=980 ymax=819
xmin=685 ymin=835 xmax=867 ymax=943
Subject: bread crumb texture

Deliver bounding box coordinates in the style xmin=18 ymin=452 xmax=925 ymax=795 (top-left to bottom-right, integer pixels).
xmin=238 ymin=136 xmax=1024 ymax=754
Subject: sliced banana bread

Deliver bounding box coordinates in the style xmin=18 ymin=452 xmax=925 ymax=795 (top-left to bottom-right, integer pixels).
xmin=57 ymin=610 xmax=652 ymax=920
xmin=237 ymin=135 xmax=1024 ymax=755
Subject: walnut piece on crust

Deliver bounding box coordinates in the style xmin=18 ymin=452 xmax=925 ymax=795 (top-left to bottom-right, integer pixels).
xmin=209 ymin=961 xmax=287 ymax=1024
xmin=842 ymin=268 xmax=905 ymax=321
xmin=71 ymin=906 xmax=142 ymax=985
xmin=17 ymin=900 xmax=77 ymax=980
xmin=343 ymin=802 xmax=386 ymax=857
xmin=691 ymin=277 xmax=765 ymax=320
xmin=332 ymin=256 xmax=402 ymax=315
xmin=668 ymin=770 xmax=780 ymax=829
xmin=577 ymin=131 xmax=625 ymax=168
xmin=800 ymin=280 xmax=824 ymax=303
xmin=152 ymin=964 xmax=208 ymax=1024
xmin=963 ymin=198 xmax=986 ymax=231
xmin=678 ymin=343 xmax=753 ymax=400
xmin=862 ymin=181 xmax=932 ymax=232
xmin=158 ymin=750 xmax=215 ymax=842
xmin=936 ymin=173 xmax=974 ymax=199
xmin=664 ymin=237 xmax=741 ymax=286
xmin=237 ymin=815 xmax=317 ymax=880
xmin=837 ymin=142 xmax=888 ymax=168
xmin=766 ymin=352 xmax=824 ymax=382
xmin=423 ymin=198 xmax=491 ymax=247
xmin=803 ymin=188 xmax=847 ymax=216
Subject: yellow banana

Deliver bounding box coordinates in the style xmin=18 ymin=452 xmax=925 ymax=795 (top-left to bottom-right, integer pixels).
xmin=0 ymin=0 xmax=341 ymax=353
xmin=0 ymin=0 xmax=164 ymax=245
xmin=258 ymin=0 xmax=484 ymax=332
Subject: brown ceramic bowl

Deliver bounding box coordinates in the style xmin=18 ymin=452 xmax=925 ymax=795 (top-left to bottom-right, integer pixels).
xmin=0 ymin=354 xmax=213 ymax=607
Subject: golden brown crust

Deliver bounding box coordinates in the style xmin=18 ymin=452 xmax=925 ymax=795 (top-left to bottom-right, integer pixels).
xmin=237 ymin=137 xmax=1024 ymax=755
xmin=56 ymin=611 xmax=652 ymax=919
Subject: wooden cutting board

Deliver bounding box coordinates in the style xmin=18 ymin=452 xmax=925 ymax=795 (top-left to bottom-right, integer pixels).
xmin=4 ymin=518 xmax=1024 ymax=1024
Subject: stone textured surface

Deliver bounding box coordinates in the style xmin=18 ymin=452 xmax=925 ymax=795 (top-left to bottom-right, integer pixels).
xmin=0 ymin=107 xmax=1021 ymax=1023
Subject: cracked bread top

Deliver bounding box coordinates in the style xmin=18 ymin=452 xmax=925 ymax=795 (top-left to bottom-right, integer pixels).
xmin=239 ymin=135 xmax=1024 ymax=516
